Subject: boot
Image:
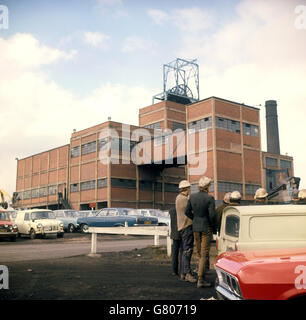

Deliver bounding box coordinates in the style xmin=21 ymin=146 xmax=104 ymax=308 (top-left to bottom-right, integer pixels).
xmin=197 ymin=279 xmax=211 ymax=288
xmin=185 ymin=273 xmax=197 ymax=283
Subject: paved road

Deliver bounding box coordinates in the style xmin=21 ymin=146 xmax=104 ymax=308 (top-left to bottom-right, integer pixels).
xmin=0 ymin=235 xmax=167 ymax=263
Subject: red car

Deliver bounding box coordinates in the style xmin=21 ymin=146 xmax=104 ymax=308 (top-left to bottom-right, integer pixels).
xmin=0 ymin=210 xmax=18 ymax=242
xmin=215 ymin=247 xmax=306 ymax=300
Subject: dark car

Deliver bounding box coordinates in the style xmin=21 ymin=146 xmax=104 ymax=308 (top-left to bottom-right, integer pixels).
xmin=77 ymin=207 xmax=158 ymax=233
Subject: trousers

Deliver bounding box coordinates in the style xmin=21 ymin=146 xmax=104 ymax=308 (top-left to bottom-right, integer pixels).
xmin=171 ymin=239 xmax=183 ymax=275
xmin=194 ymin=229 xmax=212 ymax=280
xmin=179 ymin=225 xmax=194 ymax=274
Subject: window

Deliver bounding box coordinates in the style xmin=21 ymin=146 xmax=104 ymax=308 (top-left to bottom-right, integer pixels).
xmin=39 ymin=187 xmax=47 ymax=197
xmin=154 ymin=182 xmax=162 ymax=192
xmin=172 ymin=122 xmax=186 ymax=131
xmin=97 ymin=178 xmax=108 ymax=189
xmin=31 ymin=189 xmax=39 ymax=198
xmin=139 ymin=180 xmax=152 ymax=190
xmin=243 ymin=123 xmax=259 ymax=137
xmin=280 ymin=160 xmax=291 ymax=169
xmin=98 ymin=138 xmax=108 ymax=151
xmin=144 ymin=122 xmax=162 ymax=130
xmin=24 ymin=213 xmax=30 ymax=221
xmin=48 ymin=185 xmax=57 ymax=195
xmin=266 ymin=157 xmax=278 ymax=167
xmin=225 ymin=215 xmax=240 ymax=237
xmin=245 ymin=184 xmax=261 ymax=195
xmin=215 ymin=117 xmax=241 ymax=134
xmin=218 ymin=182 xmax=242 ymax=193
xmin=23 ymin=190 xmax=31 ymax=200
xmin=81 ymin=141 xmax=96 ymax=155
xmin=70 ymin=183 xmax=79 ymax=193
xmin=164 ymin=183 xmax=178 ymax=193
xmin=80 ymin=180 xmax=96 ymax=191
xmin=71 ymin=146 xmax=80 ymax=158
xmin=111 ymin=178 xmax=136 ymax=189
xmin=188 ymin=117 xmax=212 ymax=133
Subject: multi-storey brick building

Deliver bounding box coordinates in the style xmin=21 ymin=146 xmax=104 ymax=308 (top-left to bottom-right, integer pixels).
xmin=15 ymin=94 xmax=294 ymax=210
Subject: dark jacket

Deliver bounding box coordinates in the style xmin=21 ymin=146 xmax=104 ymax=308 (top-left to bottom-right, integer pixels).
xmin=169 ymin=208 xmax=181 ymax=240
xmin=216 ymin=202 xmax=229 ymax=233
xmin=185 ymin=191 xmax=216 ymax=233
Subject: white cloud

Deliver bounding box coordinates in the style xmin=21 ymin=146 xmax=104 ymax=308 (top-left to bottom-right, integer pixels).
xmin=0 ymin=33 xmax=153 ymax=196
xmin=121 ymin=36 xmax=157 ymax=53
xmin=94 ymin=0 xmax=127 ymax=17
xmin=147 ymin=9 xmax=168 ymax=25
xmin=83 ymin=31 xmax=111 ymax=49
xmin=147 ymin=7 xmax=214 ymax=33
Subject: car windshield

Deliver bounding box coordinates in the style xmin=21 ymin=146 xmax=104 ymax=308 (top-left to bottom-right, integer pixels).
xmin=126 ymin=210 xmax=140 ymax=216
xmin=0 ymin=212 xmax=10 ymax=221
xmin=64 ymin=211 xmax=77 ymax=218
xmin=96 ymin=210 xmax=108 ymax=217
xmin=31 ymin=211 xmax=55 ymax=220
xmin=148 ymin=210 xmax=164 ymax=217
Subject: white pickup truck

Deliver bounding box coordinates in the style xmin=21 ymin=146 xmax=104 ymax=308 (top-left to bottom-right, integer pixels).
xmin=216 ymin=204 xmax=306 ymax=255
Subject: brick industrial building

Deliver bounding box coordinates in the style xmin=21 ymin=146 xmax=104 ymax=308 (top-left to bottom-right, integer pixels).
xmin=15 ymin=59 xmax=294 ymax=210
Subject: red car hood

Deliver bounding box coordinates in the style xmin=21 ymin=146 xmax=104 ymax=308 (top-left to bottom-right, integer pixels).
xmin=216 ymin=247 xmax=306 ymax=274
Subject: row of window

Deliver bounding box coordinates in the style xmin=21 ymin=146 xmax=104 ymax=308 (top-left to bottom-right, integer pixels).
xmin=70 ymin=178 xmax=178 ymax=193
xmin=20 ymin=185 xmax=57 ymax=200
xmin=144 ymin=122 xmax=162 ymax=130
xmin=71 ymin=138 xmax=138 ymax=158
xmin=188 ymin=116 xmax=259 ymax=137
xmin=266 ymin=157 xmax=291 ymax=169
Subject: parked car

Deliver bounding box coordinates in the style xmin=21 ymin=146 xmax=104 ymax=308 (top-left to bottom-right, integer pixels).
xmin=77 ymin=208 xmax=158 ymax=233
xmin=130 ymin=209 xmax=170 ymax=226
xmin=54 ymin=209 xmax=79 ymax=233
xmin=0 ymin=210 xmax=18 ymax=241
xmin=215 ymin=247 xmax=306 ymax=300
xmin=216 ymin=204 xmax=306 ymax=255
xmin=15 ymin=209 xmax=65 ymax=239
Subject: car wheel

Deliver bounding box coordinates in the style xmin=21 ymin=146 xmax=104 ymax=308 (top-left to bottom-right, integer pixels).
xmin=30 ymin=229 xmax=36 ymax=240
xmin=10 ymin=236 xmax=17 ymax=242
xmin=81 ymin=224 xmax=89 ymax=233
xmin=68 ymin=224 xmax=75 ymax=233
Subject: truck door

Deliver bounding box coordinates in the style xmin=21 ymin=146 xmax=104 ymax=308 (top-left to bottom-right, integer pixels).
xmin=218 ymin=213 xmax=240 ymax=254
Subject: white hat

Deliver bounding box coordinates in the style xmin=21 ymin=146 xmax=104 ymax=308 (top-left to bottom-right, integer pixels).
xmin=179 ymin=180 xmax=191 ymax=189
xmin=254 ymin=188 xmax=268 ymax=199
xmin=223 ymin=192 xmax=232 ymax=204
xmin=230 ymin=191 xmax=241 ymax=200
xmin=198 ymin=176 xmax=212 ymax=188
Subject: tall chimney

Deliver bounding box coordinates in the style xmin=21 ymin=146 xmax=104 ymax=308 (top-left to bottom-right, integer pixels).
xmin=265 ymin=100 xmax=280 ymax=154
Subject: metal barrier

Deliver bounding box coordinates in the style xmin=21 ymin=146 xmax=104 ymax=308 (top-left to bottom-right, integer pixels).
xmin=88 ymin=223 xmax=172 ymax=257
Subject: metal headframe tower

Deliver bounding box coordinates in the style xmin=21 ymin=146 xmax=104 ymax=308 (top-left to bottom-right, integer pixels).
xmin=153 ymin=58 xmax=199 ymax=105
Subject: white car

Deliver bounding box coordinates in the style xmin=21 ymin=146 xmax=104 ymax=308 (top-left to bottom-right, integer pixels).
xmin=15 ymin=209 xmax=64 ymax=239
xmin=131 ymin=209 xmax=170 ymax=226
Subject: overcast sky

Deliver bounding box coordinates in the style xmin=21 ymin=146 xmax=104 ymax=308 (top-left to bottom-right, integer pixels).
xmin=0 ymin=0 xmax=305 ymax=196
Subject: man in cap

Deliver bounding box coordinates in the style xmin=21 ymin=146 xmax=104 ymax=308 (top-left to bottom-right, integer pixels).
xmin=185 ymin=176 xmax=216 ymax=288
xmin=169 ymin=207 xmax=183 ymax=277
xmin=216 ymin=192 xmax=231 ymax=234
xmin=175 ymin=180 xmax=197 ymax=283
xmin=254 ymin=188 xmax=268 ymax=204
xmin=229 ymin=190 xmax=242 ymax=205
xmin=294 ymin=189 xmax=306 ymax=204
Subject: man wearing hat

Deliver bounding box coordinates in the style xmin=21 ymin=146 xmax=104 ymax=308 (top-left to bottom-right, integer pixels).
xmin=254 ymin=188 xmax=268 ymax=204
xmin=185 ymin=176 xmax=216 ymax=288
xmin=175 ymin=180 xmax=197 ymax=283
xmin=216 ymin=192 xmax=231 ymax=234
xmin=295 ymin=189 xmax=306 ymax=204
xmin=229 ymin=190 xmax=242 ymax=205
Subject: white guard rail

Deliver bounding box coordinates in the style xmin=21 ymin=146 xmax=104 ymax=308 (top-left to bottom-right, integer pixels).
xmin=88 ymin=223 xmax=172 ymax=257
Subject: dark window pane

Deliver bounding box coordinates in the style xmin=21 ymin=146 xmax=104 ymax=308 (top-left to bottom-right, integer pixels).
xmin=225 ymin=215 xmax=240 ymax=237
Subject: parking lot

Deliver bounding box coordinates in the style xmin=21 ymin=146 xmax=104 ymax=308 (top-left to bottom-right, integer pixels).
xmin=0 ymin=233 xmax=217 ymax=300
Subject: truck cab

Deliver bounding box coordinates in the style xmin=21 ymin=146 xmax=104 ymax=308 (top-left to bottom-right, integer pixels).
xmin=216 ymin=204 xmax=306 ymax=255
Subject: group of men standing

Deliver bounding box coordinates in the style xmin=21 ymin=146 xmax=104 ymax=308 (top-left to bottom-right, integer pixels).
xmin=170 ymin=176 xmax=216 ymax=289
